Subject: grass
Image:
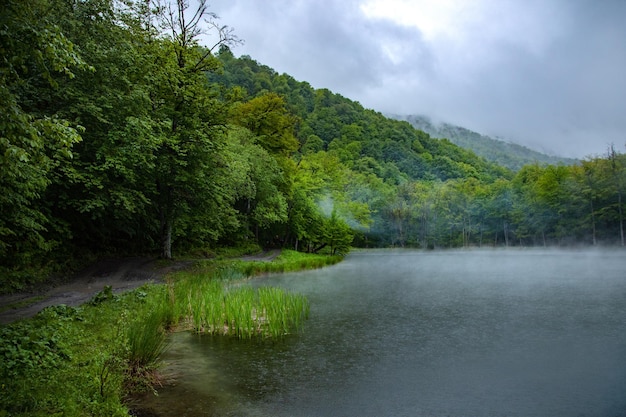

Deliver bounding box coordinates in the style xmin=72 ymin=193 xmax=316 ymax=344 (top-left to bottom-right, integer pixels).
xmin=0 ymin=249 xmax=343 ymax=416
xmin=191 ymin=249 xmax=344 ymax=277
xmin=0 ymin=295 xmax=145 ymax=416
xmin=167 ymin=266 xmax=310 ymax=338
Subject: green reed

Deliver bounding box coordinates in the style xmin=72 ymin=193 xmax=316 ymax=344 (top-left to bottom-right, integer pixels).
xmin=126 ymin=308 xmax=168 ymax=374
xmin=164 ymin=267 xmax=310 ymax=338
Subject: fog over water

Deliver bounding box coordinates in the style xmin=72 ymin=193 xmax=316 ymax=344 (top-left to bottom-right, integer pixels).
xmin=139 ymin=249 xmax=626 ymax=416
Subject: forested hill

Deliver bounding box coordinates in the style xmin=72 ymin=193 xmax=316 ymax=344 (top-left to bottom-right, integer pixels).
xmin=210 ymin=50 xmax=511 ymax=184
xmin=2 ymin=0 xmax=625 ymax=292
xmin=392 ymin=114 xmax=577 ymax=171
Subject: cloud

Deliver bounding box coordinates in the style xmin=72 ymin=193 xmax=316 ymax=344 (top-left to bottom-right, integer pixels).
xmin=211 ymin=0 xmax=626 ymax=158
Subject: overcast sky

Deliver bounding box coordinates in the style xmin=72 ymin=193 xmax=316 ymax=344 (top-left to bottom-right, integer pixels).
xmin=208 ymin=0 xmax=626 ymax=159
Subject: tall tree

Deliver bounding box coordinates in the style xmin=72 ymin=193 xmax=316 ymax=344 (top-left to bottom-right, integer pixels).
xmin=607 ymin=145 xmax=625 ymax=246
xmin=149 ymin=0 xmax=239 ymax=258
xmin=0 ymin=0 xmax=88 ymax=274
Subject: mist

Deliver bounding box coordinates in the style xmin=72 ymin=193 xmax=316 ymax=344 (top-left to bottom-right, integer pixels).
xmin=211 ymin=0 xmax=626 ymax=159
xmin=146 ymin=248 xmax=626 ymax=416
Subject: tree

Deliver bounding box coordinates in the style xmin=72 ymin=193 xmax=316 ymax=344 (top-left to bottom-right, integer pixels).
xmin=37 ymin=0 xmax=163 ymax=255
xmin=0 ymin=0 xmax=88 ymax=273
xmin=228 ymin=127 xmax=289 ymax=244
xmin=230 ymin=92 xmax=300 ymax=157
xmin=148 ymin=0 xmax=239 ymax=258
xmin=572 ymin=160 xmax=603 ymax=245
xmin=607 ymin=145 xmax=625 ymax=246
xmin=511 ymin=164 xmax=557 ymax=245
xmin=324 ymin=209 xmax=354 ymax=255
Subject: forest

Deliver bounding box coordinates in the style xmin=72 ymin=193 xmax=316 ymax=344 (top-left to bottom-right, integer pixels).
xmin=2 ymin=0 xmax=625 ymax=291
xmin=394 ymin=114 xmax=577 ymax=171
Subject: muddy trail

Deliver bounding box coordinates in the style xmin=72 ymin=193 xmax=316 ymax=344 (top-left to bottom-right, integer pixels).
xmin=0 ymin=250 xmax=281 ymax=325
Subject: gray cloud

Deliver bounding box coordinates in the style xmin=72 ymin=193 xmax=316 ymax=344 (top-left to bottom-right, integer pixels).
xmin=211 ymin=0 xmax=626 ymax=158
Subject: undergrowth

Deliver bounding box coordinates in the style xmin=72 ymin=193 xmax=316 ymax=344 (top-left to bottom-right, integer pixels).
xmin=0 ymin=250 xmax=343 ymax=416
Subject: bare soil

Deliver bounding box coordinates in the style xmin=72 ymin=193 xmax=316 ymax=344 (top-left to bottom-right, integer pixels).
xmin=0 ymin=258 xmax=190 ymax=325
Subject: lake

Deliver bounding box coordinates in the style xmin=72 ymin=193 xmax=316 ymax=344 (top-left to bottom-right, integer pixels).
xmin=135 ymin=249 xmax=626 ymax=416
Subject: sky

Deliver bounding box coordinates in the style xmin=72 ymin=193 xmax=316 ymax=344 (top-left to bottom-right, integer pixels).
xmin=207 ymin=0 xmax=626 ymax=159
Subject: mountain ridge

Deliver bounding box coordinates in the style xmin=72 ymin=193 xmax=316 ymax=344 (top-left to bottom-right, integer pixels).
xmin=391 ymin=114 xmax=578 ymax=171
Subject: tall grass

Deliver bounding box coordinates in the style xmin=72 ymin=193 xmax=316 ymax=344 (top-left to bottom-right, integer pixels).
xmin=224 ymin=250 xmax=343 ymax=277
xmin=0 ymin=250 xmax=336 ymax=415
xmin=164 ymin=265 xmax=311 ymax=338
xmin=126 ymin=310 xmax=167 ymax=371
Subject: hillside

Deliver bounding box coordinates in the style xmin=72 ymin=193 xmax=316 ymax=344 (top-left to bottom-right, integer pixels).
xmin=212 ymin=51 xmax=624 ymax=249
xmin=212 ymin=51 xmax=512 ymax=184
xmin=392 ymin=114 xmax=578 ymax=171
xmin=3 ymin=0 xmax=625 ymax=297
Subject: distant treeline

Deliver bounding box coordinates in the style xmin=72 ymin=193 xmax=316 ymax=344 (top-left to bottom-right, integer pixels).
xmin=212 ymin=50 xmax=626 ymax=249
xmin=1 ymin=0 xmax=624 ymax=290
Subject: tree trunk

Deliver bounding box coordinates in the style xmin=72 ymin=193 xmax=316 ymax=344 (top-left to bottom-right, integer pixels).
xmin=590 ymin=198 xmax=597 ymax=246
xmin=618 ymin=190 xmax=624 ymax=246
xmin=503 ymin=221 xmax=509 ymax=247
xmin=161 ymin=218 xmax=172 ymax=259
xmin=312 ymin=243 xmax=327 ymax=253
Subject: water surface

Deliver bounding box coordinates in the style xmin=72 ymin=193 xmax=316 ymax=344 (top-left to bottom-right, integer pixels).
xmin=137 ymin=249 xmax=626 ymax=416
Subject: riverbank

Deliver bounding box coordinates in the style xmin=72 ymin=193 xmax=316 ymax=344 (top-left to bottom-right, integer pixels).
xmin=0 ymin=250 xmax=343 ymax=417
xmin=0 ymin=249 xmax=289 ymax=325
xmin=129 ymin=249 xmax=626 ymax=417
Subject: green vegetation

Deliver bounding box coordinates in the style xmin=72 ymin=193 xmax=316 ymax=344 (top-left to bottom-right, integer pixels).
xmin=1 ymin=298 xmax=141 ymax=416
xmin=225 ymin=250 xmax=344 ymax=276
xmin=213 ymin=51 xmax=625 ymax=248
xmin=0 ymin=251 xmax=333 ymax=416
xmin=173 ymin=273 xmax=309 ymax=338
xmin=2 ymin=0 xmax=624 ymax=292
xmin=1 ymin=0 xmax=625 ymax=414
xmin=395 ymin=114 xmax=577 ymax=171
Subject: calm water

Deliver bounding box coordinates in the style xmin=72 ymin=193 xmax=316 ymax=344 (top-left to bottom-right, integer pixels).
xmin=137 ymin=249 xmax=626 ymax=416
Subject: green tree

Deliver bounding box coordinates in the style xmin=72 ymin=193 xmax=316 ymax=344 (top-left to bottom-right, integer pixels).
xmin=227 ymin=127 xmax=289 ymax=244
xmin=0 ymin=0 xmax=88 ymax=276
xmin=607 ymin=145 xmax=625 ymax=246
xmin=324 ymin=209 xmax=354 ymax=255
xmin=230 ymin=92 xmax=300 ymax=157
xmin=39 ymin=0 xmax=161 ymax=255
xmin=147 ymin=0 xmax=239 ymax=258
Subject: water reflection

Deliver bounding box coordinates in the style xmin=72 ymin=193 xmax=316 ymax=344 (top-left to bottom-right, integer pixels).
xmin=135 ymin=249 xmax=626 ymax=416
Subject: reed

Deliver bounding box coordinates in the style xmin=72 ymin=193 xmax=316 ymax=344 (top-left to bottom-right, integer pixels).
xmin=126 ymin=309 xmax=167 ymax=372
xmin=166 ymin=272 xmax=309 ymax=338
xmin=151 ymin=251 xmax=336 ymax=338
xmin=225 ymin=250 xmax=343 ymax=277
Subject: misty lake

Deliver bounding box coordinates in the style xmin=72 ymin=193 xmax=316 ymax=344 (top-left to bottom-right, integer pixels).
xmin=136 ymin=249 xmax=626 ymax=416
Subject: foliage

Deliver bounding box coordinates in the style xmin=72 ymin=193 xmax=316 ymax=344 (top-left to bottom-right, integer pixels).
xmin=0 ymin=248 xmax=340 ymax=416
xmin=223 ymin=249 xmax=344 ymax=276
xmin=2 ymin=0 xmax=625 ymax=291
xmin=125 ymin=308 xmax=169 ymax=394
xmin=0 ymin=302 xmax=130 ymax=416
xmin=0 ymin=0 xmax=87 ymax=276
xmin=397 ymin=114 xmax=578 ymax=171
xmin=171 ymin=272 xmax=309 ymax=338
xmin=163 ymin=251 xmax=342 ymax=338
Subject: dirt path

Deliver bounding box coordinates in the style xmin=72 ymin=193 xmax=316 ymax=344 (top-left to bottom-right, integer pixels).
xmin=0 ymin=257 xmax=192 ymax=325
xmin=0 ymin=250 xmax=282 ymax=325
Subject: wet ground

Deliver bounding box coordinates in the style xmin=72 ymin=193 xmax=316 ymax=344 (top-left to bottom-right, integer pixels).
xmin=0 ymin=250 xmax=281 ymax=325
xmin=0 ymin=257 xmax=190 ymax=324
